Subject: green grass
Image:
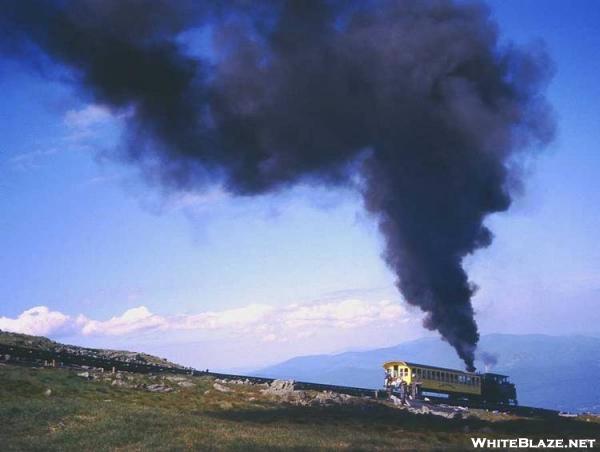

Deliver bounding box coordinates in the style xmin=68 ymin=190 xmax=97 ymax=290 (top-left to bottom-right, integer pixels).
xmin=1 ymin=364 xmax=599 ymax=451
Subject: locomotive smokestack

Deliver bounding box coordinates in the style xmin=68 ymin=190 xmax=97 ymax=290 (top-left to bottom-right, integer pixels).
xmin=0 ymin=0 xmax=554 ymax=371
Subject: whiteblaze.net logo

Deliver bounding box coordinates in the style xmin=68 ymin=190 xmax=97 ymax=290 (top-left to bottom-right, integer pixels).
xmin=471 ymin=438 xmax=597 ymax=449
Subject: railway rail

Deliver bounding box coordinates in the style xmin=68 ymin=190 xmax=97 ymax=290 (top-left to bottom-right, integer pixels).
xmin=0 ymin=343 xmax=382 ymax=398
xmin=0 ymin=343 xmax=559 ymax=417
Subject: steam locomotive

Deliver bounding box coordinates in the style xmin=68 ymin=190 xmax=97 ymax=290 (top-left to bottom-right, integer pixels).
xmin=383 ymin=361 xmax=517 ymax=405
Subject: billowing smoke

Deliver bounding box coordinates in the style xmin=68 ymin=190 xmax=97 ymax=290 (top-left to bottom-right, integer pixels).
xmin=0 ymin=0 xmax=554 ymax=370
xmin=478 ymin=351 xmax=498 ymax=372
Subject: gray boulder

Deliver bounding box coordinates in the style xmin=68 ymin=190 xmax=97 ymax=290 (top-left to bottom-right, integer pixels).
xmin=146 ymin=384 xmax=174 ymax=393
xmin=213 ymin=382 xmax=232 ymax=393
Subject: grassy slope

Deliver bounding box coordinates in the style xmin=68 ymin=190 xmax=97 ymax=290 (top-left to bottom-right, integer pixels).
xmin=1 ymin=364 xmax=599 ymax=451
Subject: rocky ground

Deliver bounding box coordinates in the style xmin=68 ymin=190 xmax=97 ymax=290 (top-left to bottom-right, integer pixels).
xmin=0 ymin=330 xmax=184 ymax=368
xmin=2 ymin=328 xmax=599 ymax=450
xmin=1 ymin=362 xmax=599 ymax=450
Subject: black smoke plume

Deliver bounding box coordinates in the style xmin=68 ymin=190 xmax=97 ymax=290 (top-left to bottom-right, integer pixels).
xmin=0 ymin=0 xmax=554 ymax=371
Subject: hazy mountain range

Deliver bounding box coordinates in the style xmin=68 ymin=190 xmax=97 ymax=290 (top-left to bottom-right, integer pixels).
xmin=256 ymin=334 xmax=600 ymax=413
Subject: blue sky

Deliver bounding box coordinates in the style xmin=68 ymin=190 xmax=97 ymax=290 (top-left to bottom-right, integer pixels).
xmin=0 ymin=1 xmax=599 ymax=370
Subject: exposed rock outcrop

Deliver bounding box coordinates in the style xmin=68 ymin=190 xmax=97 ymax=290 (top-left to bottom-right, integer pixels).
xmin=213 ymin=382 xmax=232 ymax=393
xmin=146 ymin=384 xmax=174 ymax=393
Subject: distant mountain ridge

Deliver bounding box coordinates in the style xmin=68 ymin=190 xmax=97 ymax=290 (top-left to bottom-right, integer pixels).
xmin=4 ymin=328 xmax=598 ymax=412
xmin=256 ymin=334 xmax=600 ymax=413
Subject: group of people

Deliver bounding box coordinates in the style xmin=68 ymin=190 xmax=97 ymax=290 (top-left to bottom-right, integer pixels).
xmin=384 ymin=371 xmax=411 ymax=404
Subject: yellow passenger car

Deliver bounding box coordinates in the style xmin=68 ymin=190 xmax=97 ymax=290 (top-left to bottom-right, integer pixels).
xmin=383 ymin=361 xmax=481 ymax=399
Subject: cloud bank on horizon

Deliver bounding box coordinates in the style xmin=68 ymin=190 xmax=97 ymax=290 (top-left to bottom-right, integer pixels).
xmin=0 ymin=0 xmax=555 ymax=370
xmin=0 ymin=299 xmax=410 ymax=343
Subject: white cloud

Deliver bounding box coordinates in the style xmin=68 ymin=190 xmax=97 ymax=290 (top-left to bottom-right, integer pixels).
xmin=64 ymin=104 xmax=112 ymax=129
xmin=8 ymin=147 xmax=61 ymax=171
xmin=176 ymin=304 xmax=274 ymax=331
xmin=162 ymin=188 xmax=230 ymax=212
xmin=62 ymin=103 xmax=127 ymax=146
xmin=0 ymin=306 xmax=72 ymax=336
xmin=79 ymin=306 xmax=168 ymax=336
xmin=282 ymin=299 xmax=405 ymax=329
xmin=7 ymin=104 xmax=118 ymax=173
xmin=0 ymin=299 xmax=411 ymax=341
